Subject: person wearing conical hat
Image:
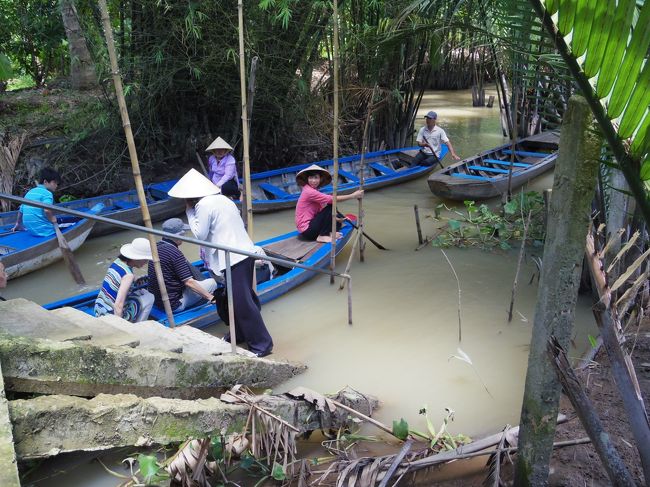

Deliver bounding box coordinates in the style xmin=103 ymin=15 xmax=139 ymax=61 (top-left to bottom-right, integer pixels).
xmin=294 ymin=165 xmax=364 ymax=243
xmin=206 ymin=136 xmax=241 ymax=199
xmin=168 ymin=169 xmax=273 ymax=357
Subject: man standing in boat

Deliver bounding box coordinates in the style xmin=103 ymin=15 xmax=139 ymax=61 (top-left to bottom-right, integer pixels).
xmin=413 ymin=111 xmax=461 ymax=167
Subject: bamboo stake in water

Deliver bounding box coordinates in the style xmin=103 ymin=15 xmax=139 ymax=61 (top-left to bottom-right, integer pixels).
xmin=238 ymin=0 xmax=253 ymax=238
xmin=339 ymin=229 xmax=362 ymax=291
xmin=97 ymin=0 xmax=175 ymax=327
xmin=329 ymin=0 xmax=340 ymax=285
xmin=357 ymin=85 xmax=378 ymax=262
xmin=414 ymin=205 xmax=423 ymax=245
xmin=508 ymin=210 xmax=532 ymax=322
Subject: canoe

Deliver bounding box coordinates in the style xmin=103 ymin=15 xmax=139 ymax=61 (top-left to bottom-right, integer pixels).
xmin=0 ymin=180 xmax=184 ymax=239
xmin=427 ymin=132 xmax=560 ymax=201
xmin=0 ymin=214 xmax=96 ymax=280
xmin=244 ymin=145 xmax=448 ymax=212
xmin=43 ymin=220 xmax=355 ymax=329
xmin=0 ymin=146 xmax=442 ymax=237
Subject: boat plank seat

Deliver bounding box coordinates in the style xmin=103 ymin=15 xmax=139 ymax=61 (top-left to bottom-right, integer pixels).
xmin=259 ymin=183 xmax=292 ymax=200
xmin=338 ymin=169 xmax=360 ymax=183
xmin=113 ymin=200 xmax=139 ymax=210
xmin=467 ymin=165 xmax=513 ymax=175
xmin=368 ymin=162 xmax=396 ymax=175
xmin=451 ymin=173 xmax=493 ymax=181
xmin=483 ymin=158 xmax=530 ymax=168
xmin=502 ymin=149 xmax=549 ymax=158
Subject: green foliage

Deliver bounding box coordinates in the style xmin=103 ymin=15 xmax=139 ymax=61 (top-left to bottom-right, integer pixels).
xmin=0 ymin=53 xmax=12 ymax=80
xmin=137 ymin=453 xmax=167 ymax=485
xmin=432 ymin=191 xmax=546 ymax=250
xmin=392 ymin=418 xmax=410 ymax=440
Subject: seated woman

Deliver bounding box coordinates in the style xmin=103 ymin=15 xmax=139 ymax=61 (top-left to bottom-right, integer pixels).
xmin=206 ymin=136 xmax=241 ymax=199
xmin=294 ymin=165 xmax=363 ymax=243
xmin=94 ymin=237 xmax=155 ymax=323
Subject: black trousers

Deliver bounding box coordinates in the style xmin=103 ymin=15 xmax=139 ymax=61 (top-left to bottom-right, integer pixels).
xmin=300 ymin=204 xmax=342 ymax=240
xmin=221 ymin=178 xmax=241 ymax=199
xmin=229 ymin=257 xmax=273 ymax=355
xmin=413 ymin=150 xmax=442 ymax=167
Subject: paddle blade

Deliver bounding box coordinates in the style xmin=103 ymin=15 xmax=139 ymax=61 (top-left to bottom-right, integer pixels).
xmin=54 ymin=225 xmax=86 ymax=285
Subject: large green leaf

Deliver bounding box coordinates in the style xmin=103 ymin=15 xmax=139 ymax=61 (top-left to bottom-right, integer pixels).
xmin=557 ymin=0 xmax=576 ymax=35
xmin=582 ymin=0 xmax=613 ymax=78
xmin=571 ymin=0 xmax=596 ymax=58
xmin=618 ymin=62 xmax=650 ymax=138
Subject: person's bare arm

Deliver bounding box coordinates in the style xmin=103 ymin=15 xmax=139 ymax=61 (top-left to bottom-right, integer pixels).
xmin=114 ymin=274 xmax=135 ymax=318
xmin=446 ymin=139 xmax=461 ymax=160
xmin=183 ymin=278 xmax=214 ymax=301
xmin=336 ymin=190 xmax=364 ymax=202
xmin=12 ymin=211 xmax=24 ymax=231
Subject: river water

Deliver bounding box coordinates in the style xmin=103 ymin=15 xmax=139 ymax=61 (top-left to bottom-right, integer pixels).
xmin=7 ymin=87 xmax=597 ymax=485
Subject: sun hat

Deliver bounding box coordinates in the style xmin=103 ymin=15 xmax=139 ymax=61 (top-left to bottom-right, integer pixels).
xmin=162 ymin=218 xmax=190 ymax=236
xmin=120 ymin=238 xmax=153 ymax=261
xmin=295 ymin=164 xmax=332 ymax=188
xmin=205 ymin=136 xmax=234 ymax=152
xmin=424 ymin=111 xmax=438 ymax=119
xmin=168 ymin=168 xmax=221 ymax=198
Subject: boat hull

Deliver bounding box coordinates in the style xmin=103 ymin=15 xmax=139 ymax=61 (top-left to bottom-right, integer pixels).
xmin=427 ymin=132 xmax=559 ymax=201
xmin=1 ymin=218 xmax=95 ymax=280
xmin=43 ymin=222 xmax=355 ymax=329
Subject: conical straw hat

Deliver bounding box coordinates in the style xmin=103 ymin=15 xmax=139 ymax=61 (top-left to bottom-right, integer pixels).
xmin=168 ymin=168 xmax=221 ymax=198
xmin=205 ymin=136 xmax=233 ymax=152
xmin=295 ymin=164 xmax=332 ymax=188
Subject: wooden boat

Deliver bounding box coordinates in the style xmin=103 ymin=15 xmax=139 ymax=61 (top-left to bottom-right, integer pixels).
xmin=427 ymin=132 xmax=560 ymax=201
xmin=247 ymin=145 xmax=448 ymax=212
xmin=43 ymin=221 xmax=355 ymax=329
xmin=0 ymin=180 xmax=184 ymax=239
xmin=0 ymin=213 xmax=97 ymax=280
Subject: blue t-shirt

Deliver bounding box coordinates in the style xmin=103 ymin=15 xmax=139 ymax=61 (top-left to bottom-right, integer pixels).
xmin=21 ymin=185 xmax=54 ymax=237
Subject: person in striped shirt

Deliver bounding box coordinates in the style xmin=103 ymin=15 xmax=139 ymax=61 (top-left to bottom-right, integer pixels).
xmin=13 ymin=167 xmax=60 ymax=237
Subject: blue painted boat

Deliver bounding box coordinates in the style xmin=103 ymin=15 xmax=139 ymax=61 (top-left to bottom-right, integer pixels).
xmin=245 ymin=145 xmax=448 ymax=212
xmin=43 ymin=221 xmax=355 ymax=329
xmin=0 ymin=180 xmax=184 ymax=239
xmin=0 ymin=210 xmax=99 ymax=280
xmin=427 ymin=132 xmax=559 ymax=201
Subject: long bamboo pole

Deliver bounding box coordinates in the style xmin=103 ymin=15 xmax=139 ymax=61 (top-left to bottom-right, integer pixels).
xmin=238 ymin=0 xmax=253 ymax=237
xmin=329 ymin=0 xmax=340 ymax=285
xmin=357 ymin=85 xmax=378 ymax=263
xmin=98 ymin=0 xmax=175 ymax=328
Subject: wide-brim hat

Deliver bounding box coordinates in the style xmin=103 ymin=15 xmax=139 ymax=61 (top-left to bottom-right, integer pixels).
xmin=295 ymin=164 xmax=332 ymax=188
xmin=168 ymin=168 xmax=221 ymax=198
xmin=120 ymin=237 xmax=153 ymax=260
xmin=205 ymin=136 xmax=233 ymax=152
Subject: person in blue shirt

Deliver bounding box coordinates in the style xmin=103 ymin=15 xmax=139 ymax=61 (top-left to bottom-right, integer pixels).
xmin=13 ymin=167 xmax=61 ymax=237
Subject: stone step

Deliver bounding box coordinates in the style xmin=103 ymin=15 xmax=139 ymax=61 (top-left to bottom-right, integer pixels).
xmin=170 ymin=325 xmax=256 ymax=357
xmin=97 ymin=315 xmax=184 ymax=353
xmin=0 ymin=298 xmax=91 ymax=342
xmin=9 ymin=388 xmax=377 ymax=459
xmin=51 ymin=308 xmax=140 ymax=348
xmin=0 ymin=362 xmax=20 ymax=487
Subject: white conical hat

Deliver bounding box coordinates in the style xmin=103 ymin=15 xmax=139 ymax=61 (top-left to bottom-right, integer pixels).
xmin=168 ymin=168 xmax=221 ymax=198
xmin=205 ymin=136 xmax=233 ymax=152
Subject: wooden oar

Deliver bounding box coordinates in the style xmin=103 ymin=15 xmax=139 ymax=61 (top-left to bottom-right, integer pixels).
xmin=337 ymin=212 xmax=388 ymax=251
xmin=54 ymin=225 xmax=85 ymax=284
xmin=194 ymin=151 xmax=209 ymax=177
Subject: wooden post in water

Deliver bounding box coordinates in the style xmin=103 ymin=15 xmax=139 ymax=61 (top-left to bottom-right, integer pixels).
xmin=98 ymin=0 xmax=175 ymax=327
xmin=357 ymin=85 xmax=378 ymax=262
xmin=514 ymin=95 xmax=600 ymax=485
xmin=414 ymin=205 xmax=423 ymax=245
xmin=238 ymin=0 xmax=253 ymax=237
xmin=329 ymin=0 xmax=340 ymax=285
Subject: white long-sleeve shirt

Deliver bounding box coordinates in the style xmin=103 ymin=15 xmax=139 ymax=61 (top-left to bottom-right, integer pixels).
xmin=186 ymin=194 xmax=256 ymax=273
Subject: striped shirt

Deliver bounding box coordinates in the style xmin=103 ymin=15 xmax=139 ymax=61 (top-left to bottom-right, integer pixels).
xmin=147 ymin=239 xmax=193 ymax=310
xmin=94 ymin=258 xmax=133 ymax=317
xmin=21 ymin=185 xmax=55 ymax=237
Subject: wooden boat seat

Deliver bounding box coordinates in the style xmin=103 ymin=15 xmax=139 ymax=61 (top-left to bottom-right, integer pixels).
xmin=338 ymin=169 xmax=360 ymax=183
xmin=502 ymin=149 xmax=549 ymax=158
xmin=451 ymin=173 xmax=493 ymax=181
xmin=483 ymin=158 xmax=530 ymax=168
xmin=113 ymin=200 xmax=139 ymax=210
xmin=259 ymin=183 xmax=292 ymax=200
xmin=368 ymin=162 xmax=396 ymax=175
xmin=467 ymin=165 xmax=513 ymax=174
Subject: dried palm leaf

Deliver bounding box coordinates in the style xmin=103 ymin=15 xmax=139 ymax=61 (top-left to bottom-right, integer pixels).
xmin=164 ymin=438 xmax=213 ymax=487
xmin=610 ymin=247 xmax=650 ymax=293
xmin=0 ymin=131 xmax=26 ymax=212
xmin=607 ymin=231 xmax=639 ymax=274
xmin=617 ymin=269 xmax=650 ymax=317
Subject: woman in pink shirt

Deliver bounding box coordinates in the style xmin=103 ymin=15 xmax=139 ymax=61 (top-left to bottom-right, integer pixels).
xmin=294 ymin=165 xmax=363 ymax=243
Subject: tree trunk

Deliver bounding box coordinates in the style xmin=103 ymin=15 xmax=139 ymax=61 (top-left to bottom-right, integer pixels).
xmin=514 ymin=95 xmax=601 ymax=486
xmin=60 ymin=0 xmax=97 ymax=90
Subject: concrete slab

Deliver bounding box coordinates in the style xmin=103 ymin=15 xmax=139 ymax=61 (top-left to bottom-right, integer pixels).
xmin=9 ymin=389 xmax=378 ymax=459
xmin=0 ymin=333 xmax=306 ymax=399
xmin=0 ymin=362 xmax=20 ymax=486
xmin=98 ymin=315 xmax=183 ymax=353
xmin=0 ymin=298 xmax=91 ymax=342
xmin=51 ymin=307 xmax=140 ymax=348
xmin=170 ymin=325 xmax=256 ymax=357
